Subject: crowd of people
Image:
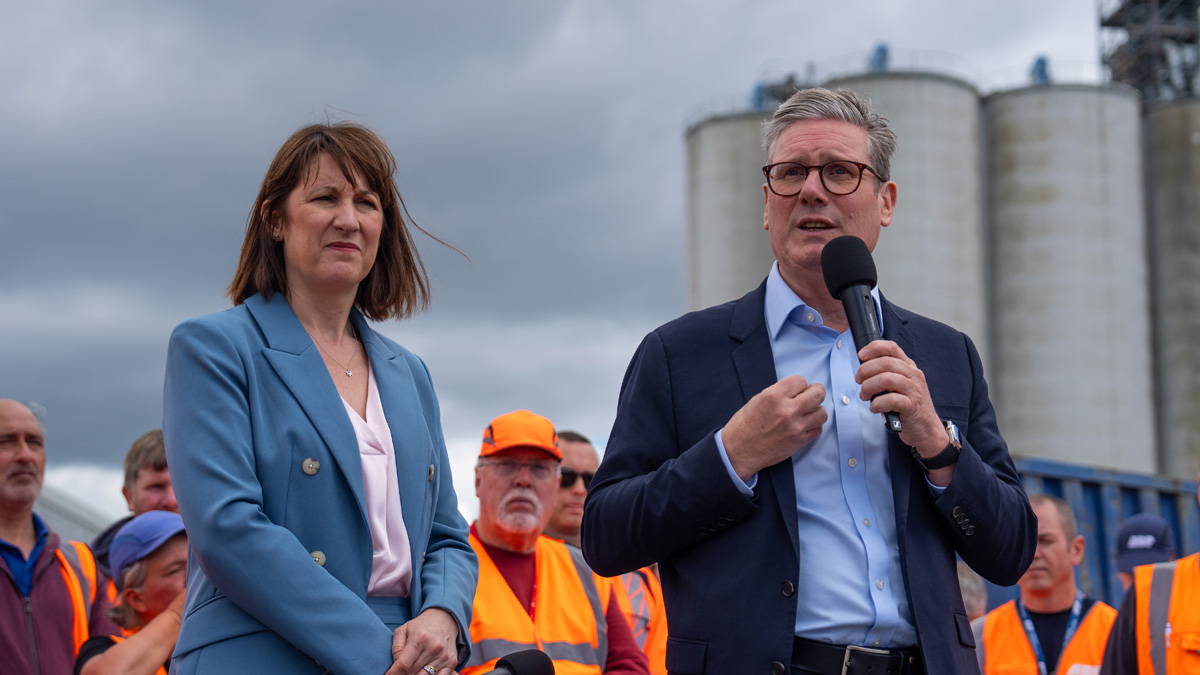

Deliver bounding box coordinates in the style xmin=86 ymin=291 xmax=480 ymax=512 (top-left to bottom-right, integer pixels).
xmin=3 ymin=86 xmax=1199 ymax=675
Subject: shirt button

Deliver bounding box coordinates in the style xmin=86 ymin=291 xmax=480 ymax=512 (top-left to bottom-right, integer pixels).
xmin=837 ymin=339 xmax=843 ymax=349
xmin=863 ymin=518 xmax=871 ymax=527
xmin=842 ymin=395 xmax=851 ymax=405
xmin=848 ymin=458 xmax=857 ymax=468
xmin=873 ymin=640 xmax=882 ymax=648
xmin=805 ymin=313 xmax=814 ymax=322
xmin=876 ymin=579 xmax=885 ymax=590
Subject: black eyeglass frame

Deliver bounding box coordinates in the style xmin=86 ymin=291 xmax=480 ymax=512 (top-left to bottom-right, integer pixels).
xmin=761 ymin=161 xmax=881 ymax=197
xmin=559 ymin=467 xmax=595 ymax=489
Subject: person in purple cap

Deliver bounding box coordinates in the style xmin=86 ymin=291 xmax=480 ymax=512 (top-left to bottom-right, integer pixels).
xmin=74 ymin=510 xmax=186 ymax=675
xmin=1114 ymin=512 xmax=1177 ymax=592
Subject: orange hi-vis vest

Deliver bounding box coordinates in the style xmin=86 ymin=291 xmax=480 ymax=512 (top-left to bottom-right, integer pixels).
xmin=616 ymin=567 xmax=668 ymax=675
xmin=106 ymin=635 xmax=169 ymax=675
xmin=463 ymin=533 xmax=611 ymax=675
xmin=1134 ymin=552 xmax=1200 ymax=675
xmin=56 ymin=540 xmax=99 ymax=656
xmin=974 ymin=597 xmax=1116 ymax=675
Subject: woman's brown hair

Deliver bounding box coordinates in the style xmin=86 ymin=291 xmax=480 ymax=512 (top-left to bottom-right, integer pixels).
xmin=227 ymin=122 xmax=438 ymax=320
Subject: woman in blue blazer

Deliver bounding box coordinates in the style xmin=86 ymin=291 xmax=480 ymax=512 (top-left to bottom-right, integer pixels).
xmin=163 ymin=123 xmax=477 ymax=675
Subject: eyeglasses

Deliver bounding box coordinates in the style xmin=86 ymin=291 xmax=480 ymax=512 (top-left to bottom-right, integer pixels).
xmin=762 ymin=161 xmax=879 ymax=197
xmin=479 ymin=459 xmax=559 ymax=481
xmin=559 ymin=467 xmax=595 ymax=490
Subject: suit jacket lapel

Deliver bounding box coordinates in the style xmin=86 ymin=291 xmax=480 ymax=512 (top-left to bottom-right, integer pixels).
xmin=730 ymin=281 xmax=801 ymax=558
xmin=247 ymin=293 xmax=368 ymax=523
xmin=880 ymin=294 xmax=915 ymax=542
xmin=352 ymin=313 xmax=434 ymax=558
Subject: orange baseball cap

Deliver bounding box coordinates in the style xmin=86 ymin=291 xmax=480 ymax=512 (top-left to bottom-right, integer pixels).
xmin=480 ymin=410 xmax=561 ymax=459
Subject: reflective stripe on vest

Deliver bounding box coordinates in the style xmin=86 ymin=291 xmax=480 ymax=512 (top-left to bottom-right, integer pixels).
xmin=56 ymin=540 xmax=98 ymax=656
xmin=977 ymin=598 xmax=1116 ymax=675
xmin=1135 ymin=552 xmax=1200 ymax=675
xmin=464 ymin=533 xmax=608 ymax=675
xmin=107 ymin=635 xmax=169 ymax=675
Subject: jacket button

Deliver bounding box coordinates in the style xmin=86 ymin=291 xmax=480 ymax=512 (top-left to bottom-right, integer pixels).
xmin=302 ymin=458 xmax=320 ymax=475
xmin=952 ymin=505 xmax=963 ymax=517
xmin=772 ymin=661 xmax=787 ymax=675
xmin=310 ymin=550 xmax=326 ymax=566
xmin=422 ymin=552 xmax=426 ymax=564
xmin=966 ymin=526 xmax=976 ymax=536
xmin=782 ymin=581 xmax=795 ymax=597
xmin=428 ymin=464 xmax=435 ymax=481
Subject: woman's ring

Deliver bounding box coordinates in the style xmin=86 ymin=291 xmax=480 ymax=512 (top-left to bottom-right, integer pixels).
xmin=423 ymin=666 xmax=437 ymax=675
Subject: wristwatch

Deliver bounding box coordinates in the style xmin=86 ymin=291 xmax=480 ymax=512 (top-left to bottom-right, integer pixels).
xmin=910 ymin=420 xmax=962 ymax=472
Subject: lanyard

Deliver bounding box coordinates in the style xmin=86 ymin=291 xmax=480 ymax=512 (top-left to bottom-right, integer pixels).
xmin=1015 ymin=589 xmax=1085 ymax=675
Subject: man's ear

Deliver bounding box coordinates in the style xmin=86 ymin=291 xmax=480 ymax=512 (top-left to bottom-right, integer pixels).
xmin=124 ymin=585 xmax=149 ymax=615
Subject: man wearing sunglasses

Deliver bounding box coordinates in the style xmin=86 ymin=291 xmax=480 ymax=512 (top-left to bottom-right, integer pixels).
xmin=582 ymin=87 xmax=1035 ymax=675
xmin=544 ymin=432 xmax=668 ymax=675
xmin=462 ymin=411 xmax=647 ymax=675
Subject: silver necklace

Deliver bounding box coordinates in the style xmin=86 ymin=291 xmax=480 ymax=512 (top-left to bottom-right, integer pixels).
xmin=308 ymin=332 xmax=358 ymax=377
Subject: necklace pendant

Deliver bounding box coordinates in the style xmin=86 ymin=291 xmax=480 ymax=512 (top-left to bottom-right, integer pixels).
xmin=345 ymin=369 xmax=353 ymax=377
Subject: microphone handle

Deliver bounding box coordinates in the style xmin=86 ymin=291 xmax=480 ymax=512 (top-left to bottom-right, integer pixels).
xmin=840 ymin=283 xmax=903 ymax=433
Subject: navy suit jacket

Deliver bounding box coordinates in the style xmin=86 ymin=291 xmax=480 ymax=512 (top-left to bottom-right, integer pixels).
xmin=163 ymin=293 xmax=477 ymax=674
xmin=582 ymin=281 xmax=1035 ymax=675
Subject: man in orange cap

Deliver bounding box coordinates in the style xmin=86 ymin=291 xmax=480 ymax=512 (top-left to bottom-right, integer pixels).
xmin=462 ymin=410 xmax=647 ymax=675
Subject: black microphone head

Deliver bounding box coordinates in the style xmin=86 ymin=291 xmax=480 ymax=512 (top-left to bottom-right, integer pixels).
xmin=821 ymin=235 xmax=878 ymax=299
xmin=496 ymin=649 xmax=555 ymax=675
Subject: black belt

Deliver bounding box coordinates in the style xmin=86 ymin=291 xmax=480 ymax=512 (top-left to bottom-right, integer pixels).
xmin=791 ymin=636 xmax=924 ymax=675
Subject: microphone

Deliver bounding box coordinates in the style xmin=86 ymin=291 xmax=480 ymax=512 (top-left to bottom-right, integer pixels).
xmin=821 ymin=235 xmax=902 ymax=433
xmin=482 ymin=649 xmax=555 ymax=675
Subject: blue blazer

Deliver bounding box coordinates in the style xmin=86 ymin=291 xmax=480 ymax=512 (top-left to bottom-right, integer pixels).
xmin=582 ymin=282 xmax=1036 ymax=675
xmin=163 ymin=293 xmax=477 ymax=674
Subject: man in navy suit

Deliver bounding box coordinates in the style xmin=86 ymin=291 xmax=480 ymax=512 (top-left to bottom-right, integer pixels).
xmin=581 ymin=88 xmax=1036 ymax=675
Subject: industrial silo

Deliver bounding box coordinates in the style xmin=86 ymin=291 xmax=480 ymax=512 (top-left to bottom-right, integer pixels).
xmin=986 ymin=84 xmax=1155 ymax=473
xmin=686 ymin=111 xmax=773 ymax=310
xmin=1146 ymin=99 xmax=1200 ymax=480
xmin=823 ymin=72 xmax=988 ymax=362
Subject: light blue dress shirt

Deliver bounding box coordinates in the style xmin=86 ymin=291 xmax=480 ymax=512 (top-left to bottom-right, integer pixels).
xmin=716 ymin=263 xmax=919 ymax=648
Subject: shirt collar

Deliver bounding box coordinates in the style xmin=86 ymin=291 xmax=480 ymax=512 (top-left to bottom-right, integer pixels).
xmin=764 ymin=261 xmax=884 ymax=339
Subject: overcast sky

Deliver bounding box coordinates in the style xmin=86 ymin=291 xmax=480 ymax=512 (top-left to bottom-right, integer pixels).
xmin=2 ymin=0 xmax=1102 ymax=521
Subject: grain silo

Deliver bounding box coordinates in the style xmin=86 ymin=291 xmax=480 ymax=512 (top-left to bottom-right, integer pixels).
xmin=823 ymin=71 xmax=988 ymax=362
xmin=686 ymin=111 xmax=773 ymax=310
xmin=986 ymin=84 xmax=1155 ymax=472
xmin=1146 ymin=99 xmax=1200 ymax=479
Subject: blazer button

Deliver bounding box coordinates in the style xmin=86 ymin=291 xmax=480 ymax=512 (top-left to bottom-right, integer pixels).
xmin=302 ymin=458 xmax=320 ymax=476
xmin=782 ymin=580 xmax=795 ymax=597
xmin=965 ymin=526 xmax=976 ymax=536
xmin=422 ymin=552 xmax=426 ymax=564
xmin=771 ymin=661 xmax=787 ymax=675
xmin=952 ymin=505 xmax=964 ymax=518
xmin=310 ymin=550 xmax=326 ymax=566
xmin=428 ymin=464 xmax=435 ymax=481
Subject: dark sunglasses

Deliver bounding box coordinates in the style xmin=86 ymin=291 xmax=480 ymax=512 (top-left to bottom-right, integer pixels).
xmin=559 ymin=467 xmax=595 ymax=489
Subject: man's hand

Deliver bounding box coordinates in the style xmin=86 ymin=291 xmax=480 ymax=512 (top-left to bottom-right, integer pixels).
xmin=722 ymin=374 xmax=827 ymax=481
xmin=855 ymin=340 xmax=955 ymax=483
xmin=386 ymin=607 xmax=459 ymax=675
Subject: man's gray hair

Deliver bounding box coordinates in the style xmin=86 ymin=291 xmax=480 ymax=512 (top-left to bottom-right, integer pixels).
xmin=761 ymin=87 xmax=898 ymax=184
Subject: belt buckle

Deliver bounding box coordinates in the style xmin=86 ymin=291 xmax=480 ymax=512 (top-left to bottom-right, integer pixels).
xmin=841 ymin=644 xmax=892 ymax=675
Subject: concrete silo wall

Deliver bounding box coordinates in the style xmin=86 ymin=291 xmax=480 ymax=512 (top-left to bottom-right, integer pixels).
xmin=1146 ymin=99 xmax=1200 ymax=479
xmin=987 ymin=85 xmax=1155 ymax=472
xmin=686 ymin=112 xmax=774 ymax=311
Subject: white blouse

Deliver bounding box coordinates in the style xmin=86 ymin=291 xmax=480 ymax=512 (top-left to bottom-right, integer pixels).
xmin=341 ymin=363 xmax=413 ymax=597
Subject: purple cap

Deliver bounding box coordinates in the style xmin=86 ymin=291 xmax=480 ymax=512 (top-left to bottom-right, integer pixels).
xmin=109 ymin=511 xmax=186 ymax=591
xmin=1116 ymin=512 xmax=1176 ymax=573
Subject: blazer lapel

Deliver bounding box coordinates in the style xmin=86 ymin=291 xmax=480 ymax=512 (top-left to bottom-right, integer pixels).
xmin=880 ymin=295 xmax=916 ymax=540
xmin=247 ymin=293 xmax=368 ymax=522
xmin=729 ymin=281 xmax=800 ymax=558
xmin=353 ymin=313 xmax=434 ymax=560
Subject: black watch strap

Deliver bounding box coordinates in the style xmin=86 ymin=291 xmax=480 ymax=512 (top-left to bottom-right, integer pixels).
xmin=911 ymin=442 xmax=960 ymax=471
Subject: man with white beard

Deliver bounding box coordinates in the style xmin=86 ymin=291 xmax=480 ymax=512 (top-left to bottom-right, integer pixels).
xmin=462 ymin=410 xmax=647 ymax=675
